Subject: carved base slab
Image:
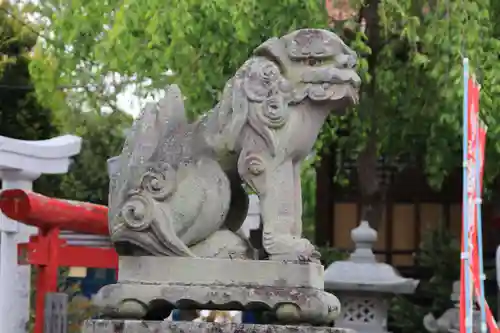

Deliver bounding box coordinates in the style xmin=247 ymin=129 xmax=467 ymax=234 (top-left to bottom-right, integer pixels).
xmin=93 ymin=257 xmax=340 ymax=325
xmin=82 ymin=320 xmax=356 ymax=333
xmin=117 ymin=257 xmax=324 ymax=289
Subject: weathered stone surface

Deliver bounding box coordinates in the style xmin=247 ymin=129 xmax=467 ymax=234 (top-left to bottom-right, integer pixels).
xmin=93 ymin=283 xmax=340 ymax=325
xmin=117 ymin=257 xmax=324 ymax=289
xmin=108 ymin=28 xmax=360 ymax=263
xmin=82 ymin=320 xmax=356 ymax=333
xmin=93 ymin=258 xmax=339 ymax=325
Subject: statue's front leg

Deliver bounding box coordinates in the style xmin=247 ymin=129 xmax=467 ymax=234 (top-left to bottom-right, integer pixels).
xmin=238 ymin=152 xmax=318 ymax=262
xmin=292 ymin=161 xmax=302 ymax=237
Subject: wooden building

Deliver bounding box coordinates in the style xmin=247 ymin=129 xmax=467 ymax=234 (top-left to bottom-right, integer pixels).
xmin=314 ymin=148 xmax=500 ymax=271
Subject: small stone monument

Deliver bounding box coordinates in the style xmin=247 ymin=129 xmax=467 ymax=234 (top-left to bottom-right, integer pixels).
xmin=324 ymin=221 xmax=419 ymax=333
xmin=423 ymin=280 xmax=482 ymax=333
xmin=84 ymin=28 xmax=361 ymax=333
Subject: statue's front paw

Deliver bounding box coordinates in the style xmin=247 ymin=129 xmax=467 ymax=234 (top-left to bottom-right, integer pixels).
xmin=266 ymin=236 xmax=320 ymax=263
xmin=296 ymin=238 xmax=321 ymax=263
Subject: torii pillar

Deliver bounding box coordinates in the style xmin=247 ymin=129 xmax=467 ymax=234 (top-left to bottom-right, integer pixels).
xmin=0 ymin=135 xmax=82 ymax=333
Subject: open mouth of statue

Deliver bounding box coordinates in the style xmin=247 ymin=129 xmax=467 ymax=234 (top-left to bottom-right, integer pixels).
xmin=290 ymin=82 xmax=360 ymax=105
xmin=289 ymin=66 xmax=361 ymax=105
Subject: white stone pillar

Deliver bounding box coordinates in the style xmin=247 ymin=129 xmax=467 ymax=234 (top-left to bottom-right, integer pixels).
xmin=0 ymin=135 xmax=81 ymax=333
xmin=240 ymin=194 xmax=261 ymax=238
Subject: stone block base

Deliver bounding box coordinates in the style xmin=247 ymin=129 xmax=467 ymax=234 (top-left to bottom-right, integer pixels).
xmin=93 ymin=283 xmax=340 ymax=325
xmin=82 ymin=320 xmax=356 ymax=333
xmin=117 ymin=256 xmax=324 ymax=289
xmin=93 ymin=257 xmax=341 ymax=326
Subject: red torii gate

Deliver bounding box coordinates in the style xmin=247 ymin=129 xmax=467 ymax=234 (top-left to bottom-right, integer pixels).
xmin=0 ymin=189 xmax=117 ymax=333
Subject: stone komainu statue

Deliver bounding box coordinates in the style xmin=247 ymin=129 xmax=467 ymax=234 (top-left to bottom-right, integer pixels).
xmin=109 ymin=28 xmax=360 ymax=262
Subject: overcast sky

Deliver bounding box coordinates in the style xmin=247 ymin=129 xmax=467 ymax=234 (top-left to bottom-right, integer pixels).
xmin=114 ymin=83 xmax=164 ymax=118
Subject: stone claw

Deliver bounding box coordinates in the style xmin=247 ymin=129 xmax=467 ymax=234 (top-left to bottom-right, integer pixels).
xmin=267 ymin=237 xmax=321 ymax=263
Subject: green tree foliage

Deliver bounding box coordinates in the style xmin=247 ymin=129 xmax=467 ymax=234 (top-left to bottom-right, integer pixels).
xmin=29 ymin=0 xmax=327 ymax=119
xmin=58 ymin=111 xmax=132 ymax=204
xmin=27 ymin=0 xmax=500 ymax=215
xmin=0 ymin=2 xmax=132 ymax=205
xmin=0 ymin=2 xmax=63 ymax=196
xmin=323 ymin=0 xmax=500 ymax=224
xmin=301 ymin=158 xmax=317 ymax=242
xmin=0 ymin=3 xmax=57 ymax=142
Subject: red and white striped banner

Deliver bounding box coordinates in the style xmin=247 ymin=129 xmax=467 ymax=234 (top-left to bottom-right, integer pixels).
xmin=460 ymin=75 xmax=497 ymax=333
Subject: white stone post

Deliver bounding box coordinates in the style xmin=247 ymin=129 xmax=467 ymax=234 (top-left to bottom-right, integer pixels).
xmin=241 ymin=194 xmax=261 ymax=238
xmin=0 ymin=135 xmax=82 ymax=333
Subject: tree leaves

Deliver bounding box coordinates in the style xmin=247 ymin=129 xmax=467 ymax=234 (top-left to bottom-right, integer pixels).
xmin=57 ymin=111 xmax=132 ymax=205
xmin=348 ymin=0 xmax=500 ymax=189
xmin=28 ymin=0 xmax=327 ymax=119
xmin=25 ymin=0 xmax=500 ymax=190
xmin=0 ymin=1 xmax=132 ymax=205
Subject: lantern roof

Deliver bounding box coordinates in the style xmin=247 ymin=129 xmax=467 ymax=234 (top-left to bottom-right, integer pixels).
xmin=324 ymin=221 xmax=419 ymax=294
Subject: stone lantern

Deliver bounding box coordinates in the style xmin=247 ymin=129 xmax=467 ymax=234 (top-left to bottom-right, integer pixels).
xmin=324 ymin=221 xmax=419 ymax=333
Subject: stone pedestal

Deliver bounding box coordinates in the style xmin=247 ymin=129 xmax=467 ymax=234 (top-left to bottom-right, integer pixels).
xmin=93 ymin=257 xmax=340 ymax=326
xmin=83 ymin=320 xmax=356 ymax=333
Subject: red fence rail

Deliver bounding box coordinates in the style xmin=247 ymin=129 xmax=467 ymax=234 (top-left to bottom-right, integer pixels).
xmin=0 ymin=189 xmax=117 ymax=333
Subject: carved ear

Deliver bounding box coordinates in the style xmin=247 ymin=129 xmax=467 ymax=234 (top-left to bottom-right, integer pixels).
xmin=253 ymin=37 xmax=290 ymax=72
xmin=109 ymin=101 xmax=161 ymax=213
xmin=126 ymin=102 xmax=162 ymax=166
xmin=121 ymin=84 xmax=189 ymax=168
xmin=157 ymin=84 xmax=188 ymax=138
xmin=112 ymin=85 xmax=187 ymax=188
